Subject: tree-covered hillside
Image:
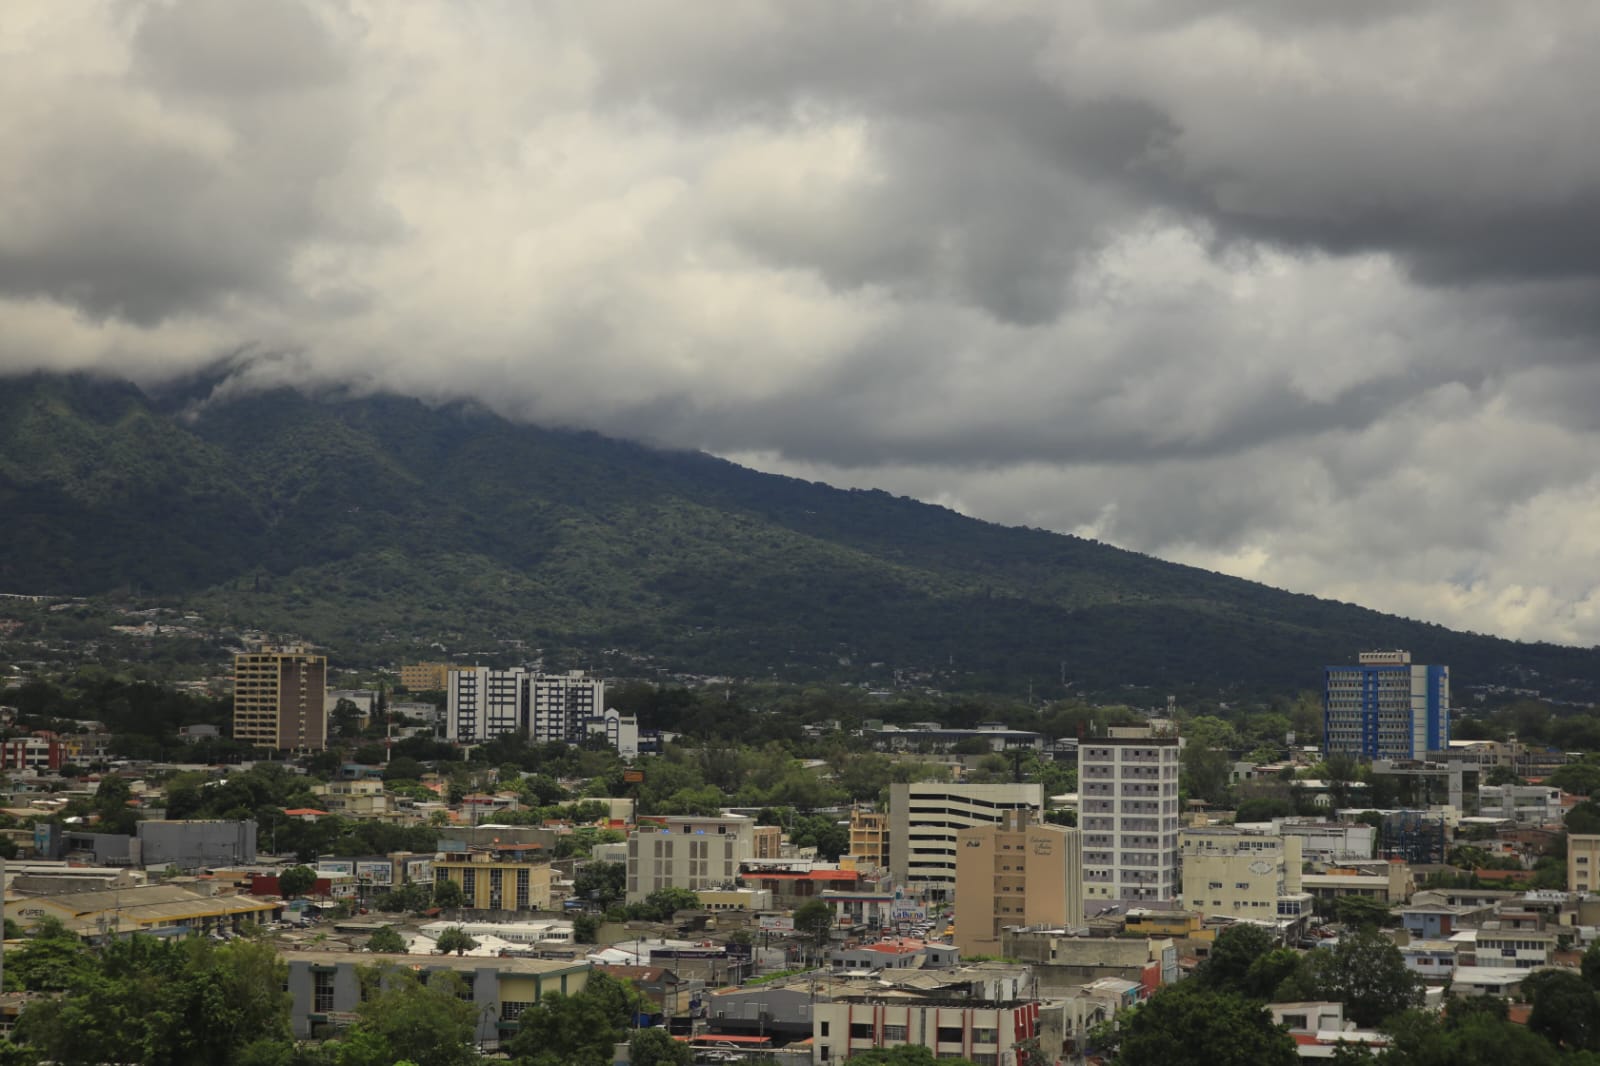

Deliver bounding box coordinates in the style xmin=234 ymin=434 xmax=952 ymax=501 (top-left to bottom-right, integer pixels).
xmin=2 ymin=371 xmax=1597 ymax=695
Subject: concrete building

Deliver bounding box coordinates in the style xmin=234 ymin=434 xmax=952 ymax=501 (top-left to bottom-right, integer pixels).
xmin=1301 ymin=860 xmax=1414 ymax=905
xmin=1479 ymin=784 xmax=1564 ymax=826
xmin=1078 ymin=723 xmax=1183 ymax=904
xmin=233 ymin=645 xmax=328 ymax=751
xmin=625 ymin=815 xmax=757 ymax=903
xmin=1323 ymin=650 xmax=1448 ymax=760
xmin=434 ymin=851 xmax=553 ymax=911
xmin=953 ymin=809 xmax=1083 ymax=956
xmin=1002 ymin=927 xmax=1179 ymax=992
xmin=6 ymin=882 xmax=280 ymax=938
xmin=398 ymin=662 xmax=450 ymax=692
xmin=848 ymin=807 xmax=888 ymax=869
xmin=888 ymin=782 xmax=1044 ymax=899
xmin=581 ymin=709 xmax=638 ymax=758
xmin=810 ymin=966 xmax=1061 ymax=1066
xmin=285 ymin=951 xmax=590 ymax=1045
xmin=137 ymin=819 xmax=257 ymax=870
xmin=446 ymin=668 xmax=604 ymax=744
xmin=0 ymin=735 xmax=65 ymax=772
xmin=1178 ymin=827 xmax=1310 ymax=922
xmin=1570 ymin=834 xmax=1600 ymax=893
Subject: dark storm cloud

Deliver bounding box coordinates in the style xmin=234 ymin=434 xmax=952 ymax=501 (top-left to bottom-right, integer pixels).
xmin=6 ymin=0 xmax=1600 ymax=642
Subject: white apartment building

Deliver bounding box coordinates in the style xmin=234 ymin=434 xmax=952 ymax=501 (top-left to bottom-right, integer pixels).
xmin=1178 ymin=827 xmax=1309 ymax=922
xmin=446 ymin=668 xmax=605 ymax=744
xmin=888 ymin=782 xmax=1045 ymax=899
xmin=1078 ymin=724 xmax=1183 ymax=904
xmin=583 ymin=708 xmax=640 ymax=759
xmin=1478 ymin=784 xmax=1564 ymax=826
xmin=626 ymin=815 xmax=757 ymax=903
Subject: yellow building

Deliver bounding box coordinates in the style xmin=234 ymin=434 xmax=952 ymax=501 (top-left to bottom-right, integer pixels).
xmin=435 ymin=853 xmax=553 ymax=911
xmin=1179 ymin=828 xmax=1309 ymax=921
xmin=1571 ymin=834 xmax=1600 ymax=893
xmin=7 ymin=883 xmax=281 ymax=938
xmin=233 ymin=645 xmax=328 ymax=751
xmin=753 ymin=825 xmax=784 ymax=860
xmin=399 ymin=662 xmax=451 ymax=693
xmin=953 ymin=809 xmax=1083 ymax=956
xmin=849 ymin=807 xmax=888 ymax=868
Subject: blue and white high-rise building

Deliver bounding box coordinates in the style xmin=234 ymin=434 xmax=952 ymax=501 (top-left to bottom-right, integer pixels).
xmin=1323 ymin=650 xmax=1448 ymax=760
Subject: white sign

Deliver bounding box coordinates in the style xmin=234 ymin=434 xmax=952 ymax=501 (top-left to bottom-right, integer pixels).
xmin=758 ymin=915 xmax=795 ymax=932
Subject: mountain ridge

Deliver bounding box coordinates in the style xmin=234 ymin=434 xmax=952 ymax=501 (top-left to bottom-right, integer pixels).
xmin=1 ymin=370 xmax=1594 ymax=697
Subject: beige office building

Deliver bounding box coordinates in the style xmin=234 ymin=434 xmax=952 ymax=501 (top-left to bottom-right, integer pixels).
xmin=233 ymin=646 xmax=328 ymax=751
xmin=954 ymin=810 xmax=1083 ymax=956
xmin=1571 ymin=835 xmax=1600 ymax=893
xmin=849 ymin=807 xmax=889 ymax=869
xmin=399 ymin=662 xmax=450 ymax=692
xmin=889 ymin=782 xmax=1044 ymax=899
xmin=1179 ymin=827 xmax=1309 ymax=921
xmin=626 ymin=815 xmax=757 ymax=903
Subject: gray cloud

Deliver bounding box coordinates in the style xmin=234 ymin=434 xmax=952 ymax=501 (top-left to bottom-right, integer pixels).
xmin=3 ymin=0 xmax=1600 ymax=644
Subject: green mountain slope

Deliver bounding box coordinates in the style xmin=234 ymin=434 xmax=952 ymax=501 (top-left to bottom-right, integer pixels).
xmin=1 ymin=371 xmax=1595 ymax=695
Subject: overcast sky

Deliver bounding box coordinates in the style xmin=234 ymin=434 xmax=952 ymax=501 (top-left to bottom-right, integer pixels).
xmin=5 ymin=1 xmax=1600 ymax=646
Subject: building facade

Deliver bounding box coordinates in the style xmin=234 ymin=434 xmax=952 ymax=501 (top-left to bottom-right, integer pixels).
xmin=399 ymin=662 xmax=451 ymax=692
xmin=626 ymin=815 xmax=757 ymax=903
xmin=888 ymin=782 xmax=1044 ymax=899
xmin=953 ymin=810 xmax=1084 ymax=956
xmin=848 ymin=807 xmax=888 ymax=869
xmin=1178 ymin=827 xmax=1309 ymax=922
xmin=1478 ymin=784 xmax=1564 ymax=826
xmin=1570 ymin=834 xmax=1600 ymax=893
xmin=446 ymin=668 xmax=605 ymax=744
xmin=1077 ymin=725 xmax=1183 ymax=904
xmin=233 ymin=646 xmax=328 ymax=751
xmin=434 ymin=853 xmax=553 ymax=911
xmin=0 ymin=735 xmax=65 ymax=771
xmin=1323 ymin=650 xmax=1449 ymax=760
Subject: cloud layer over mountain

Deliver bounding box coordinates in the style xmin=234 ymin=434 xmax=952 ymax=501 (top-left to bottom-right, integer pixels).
xmin=5 ymin=1 xmax=1600 ymax=644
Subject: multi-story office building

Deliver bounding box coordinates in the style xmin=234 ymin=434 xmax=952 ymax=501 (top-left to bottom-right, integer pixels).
xmin=446 ymin=668 xmax=605 ymax=744
xmin=1078 ymin=724 xmax=1183 ymax=904
xmin=399 ymin=661 xmax=451 ymax=693
xmin=626 ymin=815 xmax=757 ymax=903
xmin=434 ymin=852 xmax=553 ymax=911
xmin=888 ymin=782 xmax=1044 ymax=899
xmin=1324 ymin=650 xmax=1449 ymax=760
xmin=1178 ymin=827 xmax=1310 ymax=922
xmin=848 ymin=807 xmax=888 ymax=869
xmin=1478 ymin=784 xmax=1564 ymax=826
xmin=1570 ymin=834 xmax=1600 ymax=893
xmin=233 ymin=645 xmax=328 ymax=751
xmin=953 ymin=809 xmax=1083 ymax=956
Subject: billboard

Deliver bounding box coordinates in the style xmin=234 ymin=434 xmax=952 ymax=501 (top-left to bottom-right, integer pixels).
xmin=758 ymin=915 xmax=795 ymax=932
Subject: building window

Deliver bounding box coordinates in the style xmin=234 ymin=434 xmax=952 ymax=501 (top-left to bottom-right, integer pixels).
xmin=851 ymin=1023 xmax=874 ymax=1039
xmin=820 ymin=1022 xmax=830 ymax=1037
xmin=884 ymin=1025 xmax=907 ymax=1041
xmin=937 ymin=1026 xmax=964 ymax=1044
xmin=313 ymin=970 xmax=336 ymax=1013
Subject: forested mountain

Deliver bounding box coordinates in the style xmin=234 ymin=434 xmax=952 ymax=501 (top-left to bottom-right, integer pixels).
xmin=2 ymin=371 xmax=1596 ymax=696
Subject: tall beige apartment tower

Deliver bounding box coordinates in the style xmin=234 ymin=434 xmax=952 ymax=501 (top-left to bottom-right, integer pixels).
xmin=234 ymin=646 xmax=328 ymax=751
xmin=953 ymin=809 xmax=1083 ymax=956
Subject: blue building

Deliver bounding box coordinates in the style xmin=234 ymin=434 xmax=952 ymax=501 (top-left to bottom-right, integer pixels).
xmin=1323 ymin=650 xmax=1448 ymax=760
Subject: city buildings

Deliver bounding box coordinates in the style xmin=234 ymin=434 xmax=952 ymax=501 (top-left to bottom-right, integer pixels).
xmin=1323 ymin=650 xmax=1449 ymax=760
xmin=445 ymin=668 xmax=604 ymax=744
xmin=1177 ymin=827 xmax=1310 ymax=923
xmin=1569 ymin=834 xmax=1600 ymax=893
xmin=625 ymin=815 xmax=757 ymax=903
xmin=434 ymin=851 xmax=553 ymax=911
xmin=0 ymin=734 xmax=65 ymax=771
xmin=888 ymin=782 xmax=1044 ymax=899
xmin=953 ymin=809 xmax=1084 ymax=956
xmin=232 ymin=645 xmax=329 ymax=751
xmin=1478 ymin=784 xmax=1564 ymax=826
xmin=399 ymin=662 xmax=451 ymax=692
xmin=1077 ymin=723 xmax=1183 ymax=904
xmin=847 ymin=807 xmax=888 ymax=868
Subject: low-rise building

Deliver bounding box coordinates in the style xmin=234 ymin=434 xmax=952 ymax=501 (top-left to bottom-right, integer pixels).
xmin=1179 ymin=827 xmax=1307 ymax=923
xmin=1301 ymin=861 xmax=1413 ymax=905
xmin=1454 ymin=926 xmax=1556 ymax=969
xmin=1479 ymin=784 xmax=1565 ymax=826
xmin=626 ymin=815 xmax=756 ymax=903
xmin=827 ymin=938 xmax=960 ymax=972
xmin=1569 ymin=834 xmax=1600 ymax=893
xmin=434 ymin=851 xmax=553 ymax=911
xmin=848 ymin=807 xmax=888 ymax=869
xmin=284 ymin=951 xmax=590 ymax=1046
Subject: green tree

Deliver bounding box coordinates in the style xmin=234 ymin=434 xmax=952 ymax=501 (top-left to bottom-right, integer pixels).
xmin=1523 ymin=967 xmax=1600 ymax=1050
xmin=6 ymin=919 xmax=92 ymax=992
xmin=506 ymin=973 xmax=647 ymax=1066
xmin=433 ymin=877 xmax=465 ymax=909
xmin=1301 ymin=928 xmax=1422 ymax=1028
xmin=337 ymin=964 xmax=478 ymax=1066
xmin=1333 ymin=895 xmax=1392 ymax=929
xmin=434 ymin=927 xmax=478 ymax=956
xmin=573 ymin=861 xmax=627 ymax=910
xmin=1380 ymin=1006 xmax=1559 ymax=1066
xmin=628 ymin=1027 xmax=692 ymax=1066
xmin=572 ymin=914 xmax=599 ymax=944
xmin=1583 ymin=939 xmax=1600 ymax=989
xmin=1118 ymin=983 xmax=1297 ymax=1066
xmin=367 ymin=926 xmax=405 ymax=953
xmin=1197 ymin=923 xmax=1276 ymax=995
xmin=277 ymin=865 xmax=317 ymax=898
xmin=794 ymin=899 xmax=834 ymax=961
